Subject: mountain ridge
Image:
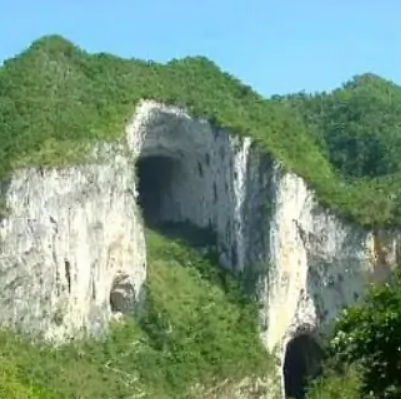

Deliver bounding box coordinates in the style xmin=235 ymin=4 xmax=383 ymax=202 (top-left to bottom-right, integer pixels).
xmin=1 ymin=34 xmax=401 ymax=226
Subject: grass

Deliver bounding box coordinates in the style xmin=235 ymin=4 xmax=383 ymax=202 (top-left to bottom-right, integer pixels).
xmin=1 ymin=35 xmax=401 ymax=227
xmin=0 ymin=228 xmax=275 ymax=399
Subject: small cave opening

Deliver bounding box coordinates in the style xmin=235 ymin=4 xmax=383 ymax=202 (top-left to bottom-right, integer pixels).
xmin=109 ymin=274 xmax=136 ymax=315
xmin=283 ymin=334 xmax=323 ymax=399
xmin=136 ymin=155 xmax=180 ymax=227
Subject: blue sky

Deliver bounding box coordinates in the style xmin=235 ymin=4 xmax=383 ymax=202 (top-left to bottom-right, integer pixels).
xmin=1 ymin=1 xmax=400 ymax=96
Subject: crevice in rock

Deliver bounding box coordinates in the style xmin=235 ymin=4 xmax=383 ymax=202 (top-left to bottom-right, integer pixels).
xmin=64 ymin=259 xmax=71 ymax=294
xmin=283 ymin=333 xmax=323 ymax=399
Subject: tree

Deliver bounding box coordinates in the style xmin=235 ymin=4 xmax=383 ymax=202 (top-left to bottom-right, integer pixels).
xmin=327 ymin=269 xmax=401 ymax=399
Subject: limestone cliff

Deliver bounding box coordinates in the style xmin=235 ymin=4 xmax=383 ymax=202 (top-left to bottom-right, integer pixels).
xmin=0 ymin=144 xmax=146 ymax=341
xmin=127 ymin=100 xmax=401 ymax=396
xmin=127 ymin=100 xmax=400 ymax=350
xmin=0 ymin=99 xmax=399 ymax=396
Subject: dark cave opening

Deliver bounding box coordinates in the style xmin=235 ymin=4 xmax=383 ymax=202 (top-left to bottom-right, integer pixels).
xmin=136 ymin=154 xmax=217 ymax=249
xmin=109 ymin=273 xmax=136 ymax=314
xmin=136 ymin=155 xmax=179 ymax=227
xmin=283 ymin=334 xmax=323 ymax=399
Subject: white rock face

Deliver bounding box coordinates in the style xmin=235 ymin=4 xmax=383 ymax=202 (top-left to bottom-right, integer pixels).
xmin=0 ymin=144 xmax=146 ymax=341
xmin=264 ymin=170 xmax=400 ymax=395
xmin=0 ymin=99 xmax=399 ymax=396
xmin=127 ymin=100 xmax=256 ymax=269
xmin=127 ymin=100 xmax=401 ymax=396
xmin=127 ymin=100 xmax=399 ymax=345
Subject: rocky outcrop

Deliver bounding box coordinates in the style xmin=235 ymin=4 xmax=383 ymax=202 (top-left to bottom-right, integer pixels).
xmin=265 ymin=172 xmax=400 ymax=395
xmin=0 ymin=99 xmax=399 ymax=396
xmin=127 ymin=100 xmax=401 ymax=396
xmin=127 ymin=99 xmax=400 ymax=343
xmin=264 ymin=171 xmax=401 ymax=350
xmin=0 ymin=144 xmax=146 ymax=341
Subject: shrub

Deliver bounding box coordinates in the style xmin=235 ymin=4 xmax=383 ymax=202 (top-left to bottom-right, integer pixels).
xmin=321 ymin=269 xmax=401 ymax=399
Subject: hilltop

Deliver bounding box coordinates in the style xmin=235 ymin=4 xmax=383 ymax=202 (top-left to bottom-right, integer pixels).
xmin=1 ymin=34 xmax=401 ymax=226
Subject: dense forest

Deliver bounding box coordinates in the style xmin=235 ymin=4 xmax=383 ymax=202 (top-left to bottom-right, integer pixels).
xmin=274 ymin=73 xmax=401 ymax=179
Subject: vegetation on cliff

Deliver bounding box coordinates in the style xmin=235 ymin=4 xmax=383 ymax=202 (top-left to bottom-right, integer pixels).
xmin=0 ymin=229 xmax=273 ymax=399
xmin=303 ymin=269 xmax=401 ymax=399
xmin=1 ymin=34 xmax=401 ymax=399
xmin=1 ymin=35 xmax=401 ymax=227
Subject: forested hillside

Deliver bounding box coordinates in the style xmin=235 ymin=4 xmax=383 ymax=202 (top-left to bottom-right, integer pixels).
xmin=275 ymin=73 xmax=401 ymax=179
xmin=1 ymin=35 xmax=401 ymax=226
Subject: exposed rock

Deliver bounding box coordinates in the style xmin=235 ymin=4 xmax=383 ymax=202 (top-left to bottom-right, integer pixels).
xmin=0 ymin=144 xmax=146 ymax=341
xmin=265 ymin=171 xmax=400 ymax=395
xmin=127 ymin=99 xmax=400 ymax=337
xmin=0 ymin=99 xmax=399 ymax=397
xmin=127 ymin=100 xmax=401 ymax=397
xmin=127 ymin=99 xmax=257 ymax=270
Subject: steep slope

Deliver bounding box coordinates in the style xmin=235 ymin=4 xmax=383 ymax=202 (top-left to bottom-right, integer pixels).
xmin=0 ymin=229 xmax=275 ymax=399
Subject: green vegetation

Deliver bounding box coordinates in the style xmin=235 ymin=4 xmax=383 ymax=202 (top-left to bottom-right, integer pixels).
xmin=1 ymin=35 xmax=401 ymax=227
xmin=2 ymin=34 xmax=401 ymax=398
xmin=276 ymin=74 xmax=401 ymax=179
xmin=303 ymin=269 xmax=401 ymax=399
xmin=274 ymin=73 xmax=401 ymax=227
xmin=305 ymin=365 xmax=363 ymax=399
xmin=0 ymin=229 xmax=273 ymax=398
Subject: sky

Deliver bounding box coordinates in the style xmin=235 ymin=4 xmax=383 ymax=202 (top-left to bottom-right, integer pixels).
xmin=1 ymin=1 xmax=400 ymax=96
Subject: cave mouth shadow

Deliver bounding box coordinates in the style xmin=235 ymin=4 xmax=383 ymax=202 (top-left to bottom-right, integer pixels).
xmin=136 ymin=154 xmax=176 ymax=227
xmin=136 ymin=154 xmax=216 ymax=249
xmin=283 ymin=333 xmax=323 ymax=399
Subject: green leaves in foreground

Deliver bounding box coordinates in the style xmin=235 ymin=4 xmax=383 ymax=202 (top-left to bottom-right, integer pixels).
xmin=306 ymin=269 xmax=401 ymax=399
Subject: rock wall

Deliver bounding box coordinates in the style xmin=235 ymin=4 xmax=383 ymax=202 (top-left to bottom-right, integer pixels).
xmin=127 ymin=100 xmax=401 ymax=396
xmin=265 ymin=170 xmax=401 ymax=352
xmin=127 ymin=100 xmax=400 ymax=344
xmin=266 ymin=171 xmax=401 ymax=394
xmin=0 ymin=144 xmax=146 ymax=341
xmin=0 ymin=98 xmax=399 ymax=396
xmin=127 ymin=100 xmax=261 ymax=269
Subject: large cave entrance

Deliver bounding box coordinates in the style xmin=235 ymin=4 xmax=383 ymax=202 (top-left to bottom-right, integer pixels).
xmin=283 ymin=334 xmax=323 ymax=399
xmin=136 ymin=153 xmax=217 ymax=248
xmin=136 ymin=155 xmax=181 ymax=227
